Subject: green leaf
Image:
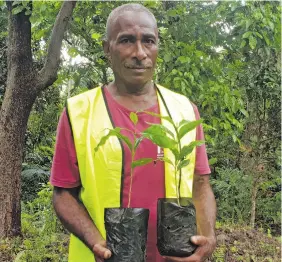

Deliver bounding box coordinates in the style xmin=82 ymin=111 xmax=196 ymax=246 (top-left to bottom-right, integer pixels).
xmin=67 ymin=47 xmax=78 ymax=58
xmin=262 ymin=32 xmax=270 ymax=46
xmin=245 ymin=20 xmax=252 ymax=30
xmin=40 ymin=4 xmax=47 ymax=12
xmin=145 ymin=122 xmax=175 ymax=139
xmin=134 ymin=137 xmax=143 ymax=150
xmin=94 ymin=128 xmax=132 ymax=153
xmin=179 ymin=140 xmax=205 ymax=160
xmin=171 ymin=148 xmax=180 ymax=159
xmin=143 ymin=125 xmax=177 ymax=149
xmin=164 ymin=53 xmax=171 ymax=62
xmin=254 ymin=32 xmax=263 ymax=39
xmin=178 ymin=119 xmax=188 ymax=128
xmin=115 ymin=132 xmax=132 ymax=150
xmin=242 ymin=31 xmax=252 ymax=39
xmin=130 ymin=112 xmax=138 ymax=125
xmin=132 ymin=158 xmax=153 ymax=168
xmin=240 ymin=40 xmax=246 ymax=48
xmin=158 ymin=157 xmax=174 ymax=166
xmin=25 ymin=9 xmax=32 ymax=16
xmin=94 ymin=129 xmax=118 ymax=152
xmin=13 ymin=6 xmax=24 ymax=15
xmin=208 ymin=158 xmax=217 ymax=165
xmin=249 ymin=35 xmax=257 ymax=50
xmin=232 ymin=134 xmax=237 ymax=143
xmin=91 ymin=32 xmax=101 ymax=40
xmin=178 ymin=119 xmax=203 ymax=139
xmin=177 ymin=159 xmax=190 ymax=170
xmin=177 ymin=56 xmax=190 ymax=64
xmin=240 ymin=109 xmax=249 ymax=117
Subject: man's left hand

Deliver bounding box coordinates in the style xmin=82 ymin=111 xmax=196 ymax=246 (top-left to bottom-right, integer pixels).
xmin=163 ymin=235 xmax=216 ymax=262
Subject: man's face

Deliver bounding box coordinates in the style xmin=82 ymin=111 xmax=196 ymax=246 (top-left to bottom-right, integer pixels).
xmin=104 ymin=11 xmax=158 ymax=86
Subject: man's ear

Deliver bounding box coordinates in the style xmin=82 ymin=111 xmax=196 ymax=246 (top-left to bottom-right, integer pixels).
xmin=102 ymin=40 xmax=110 ymax=60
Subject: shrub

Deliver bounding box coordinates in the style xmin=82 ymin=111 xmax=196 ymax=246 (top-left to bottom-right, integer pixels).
xmin=16 ymin=183 xmax=69 ymax=262
xmin=211 ymin=168 xmax=252 ymax=224
xmin=256 ymin=171 xmax=281 ymax=235
xmin=21 ymin=166 xmax=50 ymax=202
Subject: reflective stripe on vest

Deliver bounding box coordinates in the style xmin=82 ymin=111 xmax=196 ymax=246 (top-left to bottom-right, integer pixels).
xmin=66 ymin=84 xmax=196 ymax=262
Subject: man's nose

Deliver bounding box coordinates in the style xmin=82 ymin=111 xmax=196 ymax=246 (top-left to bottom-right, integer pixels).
xmin=133 ymin=41 xmax=147 ymax=61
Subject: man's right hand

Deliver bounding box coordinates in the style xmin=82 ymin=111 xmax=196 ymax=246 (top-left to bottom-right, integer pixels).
xmin=53 ymin=187 xmax=112 ymax=261
xmin=93 ymin=240 xmax=112 ymax=262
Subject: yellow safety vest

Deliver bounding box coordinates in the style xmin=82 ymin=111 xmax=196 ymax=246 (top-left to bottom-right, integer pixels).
xmin=66 ymin=84 xmax=196 ymax=262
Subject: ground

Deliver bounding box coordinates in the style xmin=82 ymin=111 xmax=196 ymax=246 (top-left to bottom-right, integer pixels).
xmin=211 ymin=225 xmax=281 ymax=262
xmin=0 ymin=225 xmax=281 ymax=262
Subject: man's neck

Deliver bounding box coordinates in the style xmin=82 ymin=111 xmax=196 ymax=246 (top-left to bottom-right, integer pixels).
xmin=106 ymin=81 xmax=158 ymax=111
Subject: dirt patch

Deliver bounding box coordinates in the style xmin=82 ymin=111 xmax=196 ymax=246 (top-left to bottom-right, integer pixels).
xmin=212 ymin=225 xmax=281 ymax=262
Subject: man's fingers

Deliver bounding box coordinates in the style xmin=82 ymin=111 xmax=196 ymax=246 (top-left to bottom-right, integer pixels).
xmin=93 ymin=243 xmax=112 ymax=259
xmin=94 ymin=257 xmax=104 ymax=262
xmin=190 ymin=235 xmax=208 ymax=246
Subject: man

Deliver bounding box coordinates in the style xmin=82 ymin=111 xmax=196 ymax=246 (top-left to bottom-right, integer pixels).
xmin=51 ymin=3 xmax=216 ymax=262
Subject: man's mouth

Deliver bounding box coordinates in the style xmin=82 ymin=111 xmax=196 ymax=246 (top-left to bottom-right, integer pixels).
xmin=126 ymin=66 xmax=150 ymax=69
xmin=127 ymin=68 xmax=148 ymax=74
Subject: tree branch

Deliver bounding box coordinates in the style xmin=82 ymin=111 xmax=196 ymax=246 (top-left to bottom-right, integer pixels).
xmin=37 ymin=1 xmax=77 ymax=90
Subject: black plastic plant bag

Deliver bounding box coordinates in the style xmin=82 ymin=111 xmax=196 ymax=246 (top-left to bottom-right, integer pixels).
xmin=157 ymin=198 xmax=197 ymax=257
xmin=105 ymin=207 xmax=149 ymax=262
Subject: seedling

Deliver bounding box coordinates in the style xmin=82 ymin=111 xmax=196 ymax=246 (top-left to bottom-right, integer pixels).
xmin=142 ymin=112 xmax=204 ymax=204
xmin=94 ymin=112 xmax=153 ymax=207
xmin=140 ymin=111 xmax=204 ymax=257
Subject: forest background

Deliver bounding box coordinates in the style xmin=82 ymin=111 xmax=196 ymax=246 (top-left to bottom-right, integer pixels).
xmin=0 ymin=1 xmax=281 ymax=261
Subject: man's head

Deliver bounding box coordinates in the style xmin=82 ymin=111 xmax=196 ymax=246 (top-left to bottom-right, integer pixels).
xmin=103 ymin=4 xmax=158 ymax=88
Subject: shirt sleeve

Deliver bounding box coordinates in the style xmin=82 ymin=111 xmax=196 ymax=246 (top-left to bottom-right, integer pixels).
xmin=50 ymin=108 xmax=81 ymax=188
xmin=192 ymin=104 xmax=211 ymax=175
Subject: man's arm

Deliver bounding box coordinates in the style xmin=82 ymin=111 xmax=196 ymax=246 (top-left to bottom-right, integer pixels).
xmin=53 ymin=186 xmax=111 ymax=260
xmin=191 ymin=174 xmax=217 ymax=259
xmin=164 ymin=174 xmax=216 ymax=262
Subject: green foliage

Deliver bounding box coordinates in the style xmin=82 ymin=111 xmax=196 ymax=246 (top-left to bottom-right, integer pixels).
xmin=142 ymin=113 xmax=203 ymax=201
xmin=155 ymin=1 xmax=246 ymax=151
xmin=24 ymin=84 xmax=62 ymax=167
xmin=21 ymin=166 xmax=50 ymax=202
xmin=18 ymin=183 xmax=69 ymax=262
xmin=256 ymin=171 xmax=281 ymax=234
xmin=211 ymin=167 xmax=281 ymax=234
xmin=211 ymin=168 xmax=252 ymax=224
xmin=0 ymin=184 xmax=69 ymax=261
xmin=22 ymin=86 xmax=61 ymax=203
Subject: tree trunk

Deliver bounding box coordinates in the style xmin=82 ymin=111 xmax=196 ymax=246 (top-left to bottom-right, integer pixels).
xmin=0 ymin=1 xmax=35 ymax=237
xmin=250 ymin=180 xmax=258 ymax=228
xmin=0 ymin=1 xmax=76 ymax=238
xmin=0 ymin=89 xmax=36 ymax=237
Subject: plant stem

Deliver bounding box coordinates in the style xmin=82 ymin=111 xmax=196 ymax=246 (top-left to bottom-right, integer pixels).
xmin=172 ymin=121 xmax=182 ymax=205
xmin=128 ymin=163 xmax=134 ymax=208
xmin=175 ymin=165 xmax=180 ymax=206
xmin=128 ymin=130 xmax=137 ymax=208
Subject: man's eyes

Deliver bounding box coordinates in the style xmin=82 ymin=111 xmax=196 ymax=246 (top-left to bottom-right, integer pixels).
xmin=119 ymin=38 xmax=156 ymax=44
xmin=120 ymin=38 xmax=131 ymax=43
xmin=145 ymin=39 xmax=155 ymax=44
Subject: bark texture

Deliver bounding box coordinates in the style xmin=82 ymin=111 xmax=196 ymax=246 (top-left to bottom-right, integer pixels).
xmin=0 ymin=1 xmax=76 ymax=238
